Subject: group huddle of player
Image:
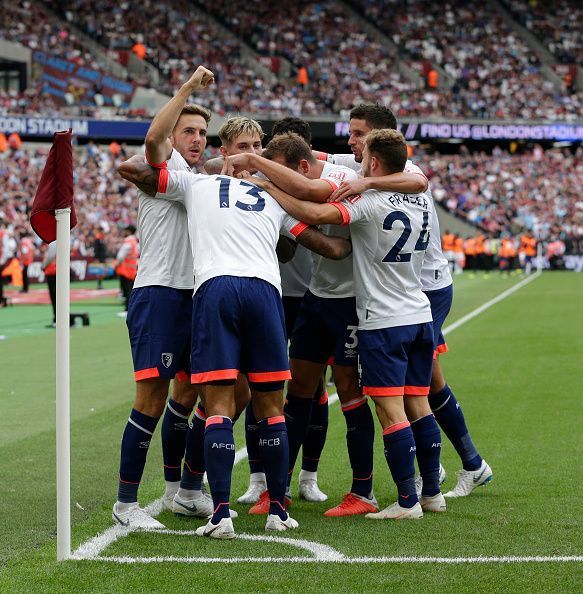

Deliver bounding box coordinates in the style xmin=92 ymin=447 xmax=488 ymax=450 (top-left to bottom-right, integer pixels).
xmin=111 ymin=66 xmax=492 ymax=539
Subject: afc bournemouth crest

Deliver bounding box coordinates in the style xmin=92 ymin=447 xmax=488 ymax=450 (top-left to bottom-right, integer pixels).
xmin=161 ymin=353 xmax=173 ymax=368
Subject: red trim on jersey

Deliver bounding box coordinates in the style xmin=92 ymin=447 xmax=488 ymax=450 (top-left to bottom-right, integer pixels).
xmin=145 ymin=153 xmax=168 ymax=169
xmin=322 ymin=178 xmax=339 ymax=192
xmin=191 ymin=368 xmax=239 ymax=383
xmin=383 ymin=421 xmax=411 ymax=436
xmin=247 ymin=370 xmax=292 ymax=382
xmin=331 ymin=202 xmax=350 ymax=225
xmin=158 ymin=168 xmax=169 ymax=193
xmin=290 ymin=222 xmax=309 ymax=237
xmin=134 ymin=367 xmax=161 ymax=381
xmin=267 ymin=415 xmax=285 ymax=425
xmin=363 ymin=386 xmax=404 ymax=397
xmin=404 ymin=385 xmax=430 ymax=397
xmin=175 ymin=370 xmax=189 ymax=382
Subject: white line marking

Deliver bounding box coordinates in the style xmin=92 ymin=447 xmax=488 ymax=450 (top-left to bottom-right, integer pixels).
xmin=90 ymin=555 xmax=583 ymax=565
xmin=443 ymin=272 xmax=541 ymax=336
xmin=72 ymin=275 xmax=541 ymax=564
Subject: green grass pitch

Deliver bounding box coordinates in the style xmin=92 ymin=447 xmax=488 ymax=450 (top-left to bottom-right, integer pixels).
xmin=0 ymin=272 xmax=581 ymax=592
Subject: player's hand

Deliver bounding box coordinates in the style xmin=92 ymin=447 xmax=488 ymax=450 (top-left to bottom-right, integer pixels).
xmin=221 ymin=153 xmax=253 ymax=177
xmin=328 ymin=178 xmax=369 ymax=202
xmin=185 ymin=66 xmax=215 ymax=92
xmin=249 ymin=176 xmax=271 ymax=189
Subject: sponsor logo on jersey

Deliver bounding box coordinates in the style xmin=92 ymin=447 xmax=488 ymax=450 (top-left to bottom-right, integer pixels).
xmin=211 ymin=442 xmax=235 ymax=450
xmin=161 ymin=353 xmax=173 ymax=368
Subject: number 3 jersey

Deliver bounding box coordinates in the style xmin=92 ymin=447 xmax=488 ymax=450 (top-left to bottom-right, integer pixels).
xmin=156 ymin=170 xmax=306 ymax=295
xmin=333 ymin=191 xmax=433 ymax=330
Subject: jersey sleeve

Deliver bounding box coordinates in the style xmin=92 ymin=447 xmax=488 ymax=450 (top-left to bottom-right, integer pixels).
xmin=404 ymin=160 xmax=429 ymax=186
xmin=321 ymin=165 xmax=359 ymax=192
xmin=280 ymin=214 xmax=309 ymax=241
xmin=330 ymin=194 xmax=371 ymax=226
xmin=155 ymin=169 xmax=193 ymax=203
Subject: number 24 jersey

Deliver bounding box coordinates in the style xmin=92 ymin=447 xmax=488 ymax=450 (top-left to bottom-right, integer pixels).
xmin=334 ymin=190 xmax=433 ymax=330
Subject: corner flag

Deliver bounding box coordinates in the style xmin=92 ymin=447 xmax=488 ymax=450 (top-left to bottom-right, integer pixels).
xmin=30 ymin=129 xmax=75 ymax=561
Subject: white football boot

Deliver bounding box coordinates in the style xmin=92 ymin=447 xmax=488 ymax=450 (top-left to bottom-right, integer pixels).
xmin=237 ymin=473 xmax=267 ymax=504
xmin=112 ymin=502 xmax=164 ymax=529
xmin=265 ymin=514 xmax=299 ymax=532
xmin=420 ymin=492 xmax=447 ymax=513
xmin=444 ymin=460 xmax=493 ymax=498
xmin=365 ymin=501 xmax=423 ymax=520
xmin=172 ymin=490 xmax=214 ymax=517
xmin=298 ymin=470 xmax=328 ymax=502
xmin=195 ymin=517 xmax=235 ymax=539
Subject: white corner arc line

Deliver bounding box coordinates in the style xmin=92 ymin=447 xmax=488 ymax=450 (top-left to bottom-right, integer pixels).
xmin=443 ymin=271 xmax=541 ymax=336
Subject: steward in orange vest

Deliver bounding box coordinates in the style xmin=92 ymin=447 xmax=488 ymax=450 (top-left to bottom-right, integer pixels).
xmin=115 ymin=225 xmax=139 ymax=312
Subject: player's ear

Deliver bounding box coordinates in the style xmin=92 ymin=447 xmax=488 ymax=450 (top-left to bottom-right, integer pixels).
xmin=299 ymin=159 xmax=309 ymax=176
xmin=220 ymin=145 xmax=228 ymax=157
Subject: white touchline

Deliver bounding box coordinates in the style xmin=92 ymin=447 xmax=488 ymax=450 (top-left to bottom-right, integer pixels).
xmin=72 ymin=274 xmax=544 ymax=563
xmin=443 ymin=271 xmax=541 ymax=336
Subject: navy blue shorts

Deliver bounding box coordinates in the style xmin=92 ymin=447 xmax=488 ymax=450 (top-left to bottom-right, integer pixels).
xmin=359 ymin=323 xmax=434 ymax=397
xmin=127 ymin=286 xmax=193 ymax=381
xmin=289 ymin=290 xmax=359 ymax=367
xmin=424 ymin=284 xmax=453 ymax=358
xmin=282 ymin=295 xmax=304 ymax=339
xmin=190 ymin=276 xmax=291 ymax=384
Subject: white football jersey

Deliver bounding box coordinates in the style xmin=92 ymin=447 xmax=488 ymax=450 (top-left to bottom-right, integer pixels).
xmin=334 ymin=190 xmax=433 ymax=330
xmin=308 ymin=162 xmax=359 ymax=299
xmin=134 ymin=149 xmax=195 ymax=290
xmin=327 ymin=154 xmax=452 ymax=292
xmin=156 ymin=170 xmax=305 ymax=295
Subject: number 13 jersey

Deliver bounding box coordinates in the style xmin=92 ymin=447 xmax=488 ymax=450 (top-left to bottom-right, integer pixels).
xmin=156 ymin=170 xmax=305 ymax=295
xmin=333 ymin=190 xmax=433 ymax=330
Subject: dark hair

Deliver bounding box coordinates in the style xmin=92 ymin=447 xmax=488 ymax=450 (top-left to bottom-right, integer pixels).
xmin=272 ymin=117 xmax=312 ymax=144
xmin=177 ymin=104 xmax=211 ymax=124
xmin=365 ymin=129 xmax=407 ymax=174
xmin=126 ymin=225 xmax=137 ymax=234
xmin=350 ymin=103 xmax=397 ymax=131
xmin=263 ymin=133 xmax=316 ymax=169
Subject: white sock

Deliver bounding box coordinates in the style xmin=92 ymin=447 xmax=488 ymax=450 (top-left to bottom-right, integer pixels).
xmin=164 ymin=481 xmax=180 ymax=498
xmin=299 ymin=469 xmax=317 ymax=482
xmin=115 ymin=500 xmax=137 ymax=512
xmin=250 ymin=472 xmax=266 ymax=484
xmin=177 ymin=487 xmax=202 ymax=499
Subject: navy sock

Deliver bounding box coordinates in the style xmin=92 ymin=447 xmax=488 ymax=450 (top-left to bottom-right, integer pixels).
xmin=302 ymin=390 xmax=329 ymax=473
xmin=258 ymin=415 xmax=289 ymax=520
xmin=180 ymin=404 xmax=206 ymax=491
xmin=161 ymin=398 xmax=192 ymax=482
xmin=411 ymin=413 xmax=442 ymax=497
xmin=205 ymin=416 xmax=235 ymax=523
xmin=283 ymin=393 xmax=313 ymax=485
xmin=245 ymin=403 xmax=264 ymax=475
xmin=118 ymin=409 xmax=159 ymax=503
xmin=383 ymin=422 xmax=418 ymax=508
xmin=342 ymin=398 xmax=375 ymax=498
xmin=429 ymin=384 xmax=482 ymax=471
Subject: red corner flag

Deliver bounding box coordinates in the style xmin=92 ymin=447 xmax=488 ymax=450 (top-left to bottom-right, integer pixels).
xmin=30 ymin=130 xmax=76 ymax=243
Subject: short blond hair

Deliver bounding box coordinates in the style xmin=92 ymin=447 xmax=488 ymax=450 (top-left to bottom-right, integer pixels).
xmin=218 ymin=116 xmax=264 ymax=145
xmin=365 ymin=129 xmax=407 ymax=173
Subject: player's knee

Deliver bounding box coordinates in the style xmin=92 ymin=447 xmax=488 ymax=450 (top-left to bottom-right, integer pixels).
xmin=288 ymin=378 xmax=318 ymax=398
xmin=172 ymin=380 xmax=199 ymax=408
xmin=404 ymin=396 xmax=432 ymax=422
xmin=334 ymin=370 xmax=360 ymax=402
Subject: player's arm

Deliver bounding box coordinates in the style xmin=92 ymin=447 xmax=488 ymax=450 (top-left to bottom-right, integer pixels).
xmin=222 ymin=154 xmax=334 ymax=203
xmin=295 ymin=227 xmax=351 ymax=260
xmin=145 ymin=65 xmax=214 ymax=166
xmin=202 ymin=156 xmax=224 ymax=175
xmin=117 ymin=155 xmax=160 ymax=196
xmin=329 ymin=172 xmax=428 ymax=202
xmin=254 ymin=179 xmax=342 ymax=225
xmin=276 ymin=236 xmax=297 ymax=263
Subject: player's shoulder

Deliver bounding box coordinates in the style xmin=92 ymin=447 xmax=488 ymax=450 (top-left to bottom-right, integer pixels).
xmin=167 ymin=149 xmax=192 ymax=172
xmin=322 ymin=161 xmax=359 ymax=183
xmin=404 ymin=159 xmax=425 ymax=176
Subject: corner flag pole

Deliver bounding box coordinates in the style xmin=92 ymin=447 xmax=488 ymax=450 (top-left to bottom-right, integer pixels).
xmin=55 ymin=207 xmax=71 ymax=561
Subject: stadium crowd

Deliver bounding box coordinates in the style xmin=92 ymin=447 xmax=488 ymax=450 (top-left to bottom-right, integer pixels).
xmin=0 ymin=0 xmax=580 ymax=118
xmin=1 ymin=139 xmax=581 ymax=289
